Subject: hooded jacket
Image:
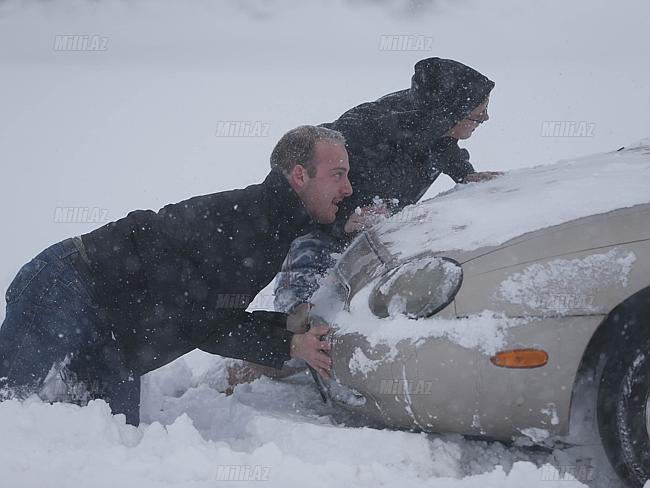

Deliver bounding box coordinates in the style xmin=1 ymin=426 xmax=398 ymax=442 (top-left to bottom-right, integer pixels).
xmin=272 ymin=58 xmax=495 ymax=309
xmin=81 ymin=170 xmax=313 ymax=373
xmin=321 ymin=57 xmax=495 ymax=228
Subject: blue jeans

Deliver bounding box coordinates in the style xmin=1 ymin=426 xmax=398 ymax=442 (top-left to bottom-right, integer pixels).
xmin=0 ymin=238 xmax=141 ymax=424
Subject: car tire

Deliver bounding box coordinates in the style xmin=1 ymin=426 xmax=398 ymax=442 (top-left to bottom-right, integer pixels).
xmin=598 ymin=330 xmax=650 ymax=488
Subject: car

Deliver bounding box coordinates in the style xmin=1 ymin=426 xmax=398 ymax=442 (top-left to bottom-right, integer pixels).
xmin=308 ymin=140 xmax=650 ymax=487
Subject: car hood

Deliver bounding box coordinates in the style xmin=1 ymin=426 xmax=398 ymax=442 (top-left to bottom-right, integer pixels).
xmin=372 ymin=139 xmax=650 ymax=263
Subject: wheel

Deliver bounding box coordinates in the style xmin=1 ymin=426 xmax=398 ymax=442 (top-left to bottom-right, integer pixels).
xmin=598 ymin=329 xmax=650 ymax=487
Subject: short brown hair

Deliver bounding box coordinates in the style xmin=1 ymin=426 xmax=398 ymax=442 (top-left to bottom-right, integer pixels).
xmin=270 ymin=125 xmax=346 ymax=177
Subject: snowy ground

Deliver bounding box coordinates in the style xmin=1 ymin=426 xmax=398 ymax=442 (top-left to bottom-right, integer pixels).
xmin=1 ymin=351 xmax=592 ymax=487
xmin=1 ymin=0 xmax=649 ymax=487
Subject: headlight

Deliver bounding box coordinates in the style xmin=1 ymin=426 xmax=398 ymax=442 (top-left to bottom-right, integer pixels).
xmin=368 ymin=254 xmax=463 ymax=319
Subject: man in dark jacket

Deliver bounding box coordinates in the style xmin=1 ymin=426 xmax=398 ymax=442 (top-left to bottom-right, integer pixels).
xmin=221 ymin=58 xmax=499 ymax=391
xmin=325 ymin=57 xmax=497 ymax=234
xmin=0 ymin=125 xmax=352 ymax=425
xmin=275 ymin=57 xmax=498 ymax=314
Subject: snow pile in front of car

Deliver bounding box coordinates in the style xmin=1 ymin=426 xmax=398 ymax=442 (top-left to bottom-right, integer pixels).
xmin=338 ymin=284 xmax=530 ymax=376
xmin=374 ymin=141 xmax=650 ymax=257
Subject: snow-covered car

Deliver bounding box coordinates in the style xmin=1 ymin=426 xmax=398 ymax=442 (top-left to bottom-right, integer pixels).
xmin=309 ymin=140 xmax=650 ymax=488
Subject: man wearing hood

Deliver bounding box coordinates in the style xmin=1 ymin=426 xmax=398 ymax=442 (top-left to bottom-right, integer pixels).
xmin=220 ymin=58 xmax=499 ymax=390
xmin=223 ymin=58 xmax=499 ymax=389
xmin=274 ymin=57 xmax=498 ymax=318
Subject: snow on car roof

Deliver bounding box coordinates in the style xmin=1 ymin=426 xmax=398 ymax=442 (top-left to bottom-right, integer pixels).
xmin=374 ymin=139 xmax=650 ymax=258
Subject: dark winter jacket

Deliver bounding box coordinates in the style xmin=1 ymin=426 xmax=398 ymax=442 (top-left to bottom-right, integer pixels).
xmin=81 ymin=170 xmax=313 ymax=374
xmin=270 ymin=59 xmax=495 ymax=309
xmin=321 ymin=57 xmax=495 ymax=230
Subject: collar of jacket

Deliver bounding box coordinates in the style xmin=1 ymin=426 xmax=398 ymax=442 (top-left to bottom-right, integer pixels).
xmin=261 ymin=169 xmax=314 ymax=235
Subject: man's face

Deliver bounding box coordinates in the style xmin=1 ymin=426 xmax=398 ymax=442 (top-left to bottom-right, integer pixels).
xmin=446 ymin=97 xmax=490 ymax=140
xmin=293 ymin=141 xmax=353 ymax=224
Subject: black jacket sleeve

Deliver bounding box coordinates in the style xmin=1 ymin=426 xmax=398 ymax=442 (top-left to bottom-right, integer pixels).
xmin=197 ymin=310 xmax=294 ymax=369
xmin=430 ymin=138 xmax=475 ymax=183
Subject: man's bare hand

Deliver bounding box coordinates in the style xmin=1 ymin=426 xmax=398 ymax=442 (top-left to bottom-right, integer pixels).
xmin=344 ymin=204 xmax=390 ymax=233
xmin=290 ymin=324 xmax=332 ymax=379
xmin=463 ymin=171 xmax=503 ymax=183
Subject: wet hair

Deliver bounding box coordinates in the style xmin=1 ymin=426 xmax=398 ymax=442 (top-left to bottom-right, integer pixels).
xmin=270 ymin=125 xmax=346 ymax=177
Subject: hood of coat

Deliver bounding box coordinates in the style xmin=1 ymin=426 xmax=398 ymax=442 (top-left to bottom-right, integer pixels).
xmin=375 ymin=57 xmax=495 ymax=143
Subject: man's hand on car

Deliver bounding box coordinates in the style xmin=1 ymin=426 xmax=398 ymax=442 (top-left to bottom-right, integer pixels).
xmin=344 ymin=204 xmax=391 ymax=233
xmin=290 ymin=324 xmax=332 ymax=379
xmin=463 ymin=171 xmax=503 ymax=182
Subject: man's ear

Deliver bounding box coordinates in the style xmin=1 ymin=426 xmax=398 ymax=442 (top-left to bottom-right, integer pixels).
xmin=289 ymin=164 xmax=309 ymax=189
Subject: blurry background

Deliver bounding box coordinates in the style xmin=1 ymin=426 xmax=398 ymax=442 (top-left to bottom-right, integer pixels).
xmin=1 ymin=0 xmax=649 ymax=320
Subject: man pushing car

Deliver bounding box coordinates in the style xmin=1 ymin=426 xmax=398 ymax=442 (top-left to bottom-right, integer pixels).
xmin=276 ymin=57 xmax=499 ymax=315
xmin=0 ymin=125 xmax=351 ymax=425
xmin=226 ymin=57 xmax=501 ymax=389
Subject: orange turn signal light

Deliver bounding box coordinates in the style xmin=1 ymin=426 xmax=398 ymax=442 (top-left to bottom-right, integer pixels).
xmin=490 ymin=349 xmax=549 ymax=369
